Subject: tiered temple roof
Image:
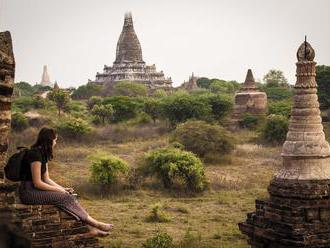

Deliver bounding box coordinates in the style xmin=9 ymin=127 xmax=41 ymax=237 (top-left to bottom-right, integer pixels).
xmin=90 ymin=13 xmax=172 ymax=90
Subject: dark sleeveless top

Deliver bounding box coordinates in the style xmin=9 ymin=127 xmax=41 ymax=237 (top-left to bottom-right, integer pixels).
xmin=21 ymin=147 xmax=48 ymax=181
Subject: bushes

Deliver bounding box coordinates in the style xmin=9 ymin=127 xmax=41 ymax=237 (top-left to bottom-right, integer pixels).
xmin=142 ymin=232 xmax=173 ymax=248
xmin=146 ymin=203 xmax=171 ymax=223
xmin=91 ymin=104 xmax=114 ymax=124
xmin=11 ymin=112 xmax=29 ymax=131
xmin=268 ymin=100 xmax=292 ymax=118
xmin=90 ymin=155 xmax=130 ymax=185
xmin=71 ymin=83 xmax=103 ymax=99
xmin=142 ymin=147 xmax=207 ymax=192
xmin=171 ymin=120 xmax=234 ymax=159
xmin=113 ymin=81 xmax=148 ymax=97
xmin=57 ymin=118 xmax=92 ymax=139
xmin=102 ymin=96 xmax=140 ymax=122
xmin=261 ymin=114 xmax=289 ymax=144
xmin=239 ymin=113 xmax=263 ymax=129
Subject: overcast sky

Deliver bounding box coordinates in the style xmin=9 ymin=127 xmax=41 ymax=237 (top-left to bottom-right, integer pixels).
xmin=1 ymin=0 xmax=330 ymax=88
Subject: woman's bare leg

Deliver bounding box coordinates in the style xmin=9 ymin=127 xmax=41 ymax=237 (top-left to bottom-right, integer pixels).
xmin=85 ymin=215 xmax=114 ymax=232
xmin=87 ymin=225 xmax=109 ymax=237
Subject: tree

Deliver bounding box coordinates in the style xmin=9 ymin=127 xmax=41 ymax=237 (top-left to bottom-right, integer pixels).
xmin=102 ymin=96 xmax=140 ymax=122
xmin=263 ymin=70 xmax=288 ymax=87
xmin=91 ymin=104 xmax=114 ymax=124
xmin=14 ymin=82 xmax=34 ymax=96
xmin=48 ymin=89 xmax=70 ymax=117
xmin=316 ymin=65 xmax=330 ymax=109
xmin=144 ymin=98 xmax=161 ymax=123
xmin=71 ymin=83 xmax=103 ymax=99
xmin=113 ymin=81 xmax=148 ymax=97
xmin=196 ymin=77 xmax=211 ymax=89
xmin=87 ymin=96 xmax=102 ymax=111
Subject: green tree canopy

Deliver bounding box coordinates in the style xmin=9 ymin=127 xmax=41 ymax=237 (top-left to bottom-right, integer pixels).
xmin=113 ymin=81 xmax=148 ymax=97
xmin=263 ymin=69 xmax=289 ymax=87
xmin=48 ymin=89 xmax=70 ymax=117
xmin=316 ymin=65 xmax=330 ymax=109
xmin=102 ymin=96 xmax=140 ymax=122
xmin=91 ymin=104 xmax=114 ymax=124
xmin=71 ymin=83 xmax=103 ymax=99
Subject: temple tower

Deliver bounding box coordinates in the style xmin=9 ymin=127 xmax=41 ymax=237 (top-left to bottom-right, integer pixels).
xmin=0 ymin=31 xmax=15 ymax=179
xmin=40 ymin=65 xmax=52 ymax=87
xmin=90 ymin=13 xmax=172 ymax=92
xmin=115 ymin=12 xmax=143 ymax=63
xmin=239 ymin=40 xmax=330 ymax=247
xmin=231 ymin=69 xmax=267 ymax=129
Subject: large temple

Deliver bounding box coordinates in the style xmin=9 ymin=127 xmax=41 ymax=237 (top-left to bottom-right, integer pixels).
xmin=90 ymin=13 xmax=172 ymax=90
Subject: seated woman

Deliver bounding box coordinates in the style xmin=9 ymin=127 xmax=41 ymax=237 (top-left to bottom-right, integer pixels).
xmin=19 ymin=127 xmax=113 ymax=237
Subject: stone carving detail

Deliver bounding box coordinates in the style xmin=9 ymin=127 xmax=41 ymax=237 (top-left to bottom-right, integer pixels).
xmin=90 ymin=13 xmax=172 ymax=91
xmin=231 ymin=69 xmax=267 ymax=129
xmin=239 ymin=40 xmax=330 ymax=247
xmin=0 ymin=31 xmax=15 ymax=179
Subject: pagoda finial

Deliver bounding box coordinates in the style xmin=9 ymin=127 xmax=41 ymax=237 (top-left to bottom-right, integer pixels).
xmin=297 ymin=36 xmax=315 ymax=62
xmin=124 ymin=12 xmax=133 ymax=27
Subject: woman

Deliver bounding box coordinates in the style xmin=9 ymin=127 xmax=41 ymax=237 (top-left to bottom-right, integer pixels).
xmin=19 ymin=127 xmax=113 ymax=237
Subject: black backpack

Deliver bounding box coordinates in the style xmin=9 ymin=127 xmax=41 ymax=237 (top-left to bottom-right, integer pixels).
xmin=4 ymin=147 xmax=29 ymax=182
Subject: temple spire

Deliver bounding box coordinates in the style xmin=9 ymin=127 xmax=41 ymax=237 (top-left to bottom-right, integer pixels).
xmin=241 ymin=69 xmax=257 ymax=91
xmin=40 ymin=65 xmax=51 ymax=86
xmin=115 ymin=13 xmax=143 ymax=63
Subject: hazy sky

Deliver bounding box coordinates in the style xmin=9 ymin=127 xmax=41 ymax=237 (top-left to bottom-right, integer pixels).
xmin=1 ymin=0 xmax=330 ymax=88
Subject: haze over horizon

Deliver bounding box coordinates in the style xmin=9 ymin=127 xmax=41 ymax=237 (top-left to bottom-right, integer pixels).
xmin=1 ymin=0 xmax=330 ymax=88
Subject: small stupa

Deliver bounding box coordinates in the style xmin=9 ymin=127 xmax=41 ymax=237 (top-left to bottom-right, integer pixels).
xmin=231 ymin=69 xmax=267 ymax=128
xmin=239 ymin=39 xmax=330 ymax=247
xmin=180 ymin=72 xmax=199 ymax=90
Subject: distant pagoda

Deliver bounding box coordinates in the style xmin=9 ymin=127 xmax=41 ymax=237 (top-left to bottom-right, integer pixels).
xmin=40 ymin=65 xmax=52 ymax=87
xmin=90 ymin=13 xmax=172 ymax=91
xmin=179 ymin=72 xmax=199 ymax=90
xmin=231 ymin=69 xmax=267 ymax=129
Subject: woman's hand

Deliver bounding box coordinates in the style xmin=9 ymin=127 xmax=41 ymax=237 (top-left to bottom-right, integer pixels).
xmin=58 ymin=187 xmax=69 ymax=194
xmin=64 ymin=187 xmax=74 ymax=194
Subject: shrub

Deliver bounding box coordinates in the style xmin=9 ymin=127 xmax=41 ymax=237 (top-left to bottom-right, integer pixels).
xmin=102 ymin=96 xmax=140 ymax=122
xmin=144 ymin=98 xmax=161 ymax=123
xmin=177 ymin=231 xmax=202 ymax=248
xmin=262 ymin=87 xmax=293 ymax=101
xmin=113 ymin=81 xmax=148 ymax=97
xmin=160 ymin=94 xmax=212 ymax=125
xmin=261 ymin=114 xmax=289 ymax=144
xmin=12 ymin=96 xmax=35 ymax=113
xmin=87 ymin=96 xmax=102 ymax=110
xmin=32 ymin=95 xmax=48 ymax=109
xmin=91 ymin=104 xmax=114 ymax=124
xmin=57 ymin=118 xmax=92 ymax=139
xmin=71 ymin=83 xmax=103 ymax=99
xmin=142 ymin=147 xmax=207 ymax=192
xmin=146 ymin=203 xmax=171 ymax=223
xmin=203 ymin=94 xmax=233 ymax=120
xmin=48 ymin=89 xmax=70 ymax=117
xmin=90 ymin=155 xmax=130 ymax=185
xmin=239 ymin=113 xmax=262 ymax=129
xmin=171 ymin=120 xmax=234 ymax=159
xmin=11 ymin=112 xmax=29 ymax=131
xmin=142 ymin=232 xmax=174 ymax=248
xmin=268 ymin=100 xmax=292 ymax=118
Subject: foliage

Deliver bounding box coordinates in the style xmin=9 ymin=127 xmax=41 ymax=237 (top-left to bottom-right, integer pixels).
xmin=261 ymin=114 xmax=289 ymax=144
xmin=159 ymin=93 xmax=212 ymax=125
xmin=196 ymin=77 xmax=211 ymax=89
xmin=262 ymin=87 xmax=293 ymax=101
xmin=209 ymin=79 xmax=238 ymax=94
xmin=142 ymin=147 xmax=207 ymax=192
xmin=171 ymin=120 xmax=234 ymax=158
xmin=146 ymin=203 xmax=171 ymax=223
xmin=203 ymin=94 xmax=233 ymax=120
xmin=57 ymin=118 xmax=92 ymax=139
xmin=91 ymin=104 xmax=114 ymax=124
xmin=177 ymin=231 xmax=202 ymax=248
xmin=12 ymin=96 xmax=35 ymax=112
xmin=14 ymin=81 xmax=34 ymax=96
xmin=144 ymin=98 xmax=161 ymax=123
xmin=90 ymin=155 xmax=130 ymax=185
xmin=263 ymin=69 xmax=288 ymax=87
xmin=102 ymin=96 xmax=140 ymax=122
xmin=142 ymin=232 xmax=173 ymax=248
xmin=316 ymin=65 xmax=330 ymax=109
xmin=113 ymin=81 xmax=148 ymax=97
xmin=239 ymin=113 xmax=262 ymax=129
xmin=71 ymin=83 xmax=103 ymax=99
xmin=153 ymin=89 xmax=168 ymax=98
xmin=11 ymin=112 xmax=29 ymax=131
xmin=87 ymin=96 xmax=103 ymax=110
xmin=48 ymin=89 xmax=70 ymax=117
xmin=268 ymin=100 xmax=292 ymax=118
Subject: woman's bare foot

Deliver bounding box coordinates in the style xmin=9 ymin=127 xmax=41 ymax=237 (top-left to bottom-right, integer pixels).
xmin=88 ymin=226 xmax=109 ymax=237
xmin=86 ymin=216 xmax=114 ymax=232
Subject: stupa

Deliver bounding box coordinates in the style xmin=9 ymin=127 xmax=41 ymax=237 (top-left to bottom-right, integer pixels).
xmin=239 ymin=40 xmax=330 ymax=247
xmin=90 ymin=13 xmax=172 ymax=90
xmin=40 ymin=65 xmax=52 ymax=87
xmin=231 ymin=69 xmax=267 ymax=128
xmin=180 ymin=72 xmax=199 ymax=90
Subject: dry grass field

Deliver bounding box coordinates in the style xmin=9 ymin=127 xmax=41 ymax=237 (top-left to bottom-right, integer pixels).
xmin=9 ymin=128 xmax=283 ymax=248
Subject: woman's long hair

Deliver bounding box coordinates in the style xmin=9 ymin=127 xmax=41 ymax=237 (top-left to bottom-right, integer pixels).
xmin=31 ymin=127 xmax=57 ymax=161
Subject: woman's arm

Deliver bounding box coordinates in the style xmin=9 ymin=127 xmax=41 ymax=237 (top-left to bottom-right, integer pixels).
xmin=31 ymin=162 xmax=67 ymax=193
xmin=42 ymin=164 xmax=74 ymax=193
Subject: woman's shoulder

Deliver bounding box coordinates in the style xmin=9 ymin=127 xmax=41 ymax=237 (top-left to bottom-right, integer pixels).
xmin=25 ymin=147 xmax=43 ymax=162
